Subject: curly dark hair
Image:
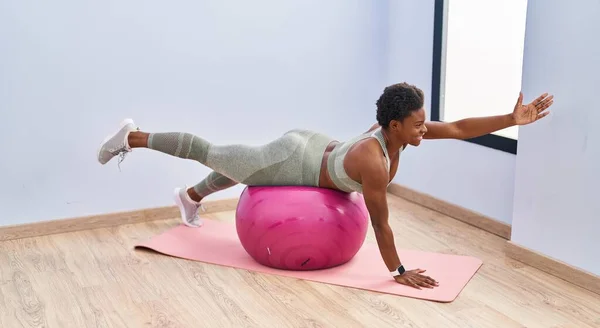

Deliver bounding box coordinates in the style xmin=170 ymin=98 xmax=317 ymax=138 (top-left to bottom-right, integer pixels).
xmin=376 ymin=82 xmax=425 ymax=127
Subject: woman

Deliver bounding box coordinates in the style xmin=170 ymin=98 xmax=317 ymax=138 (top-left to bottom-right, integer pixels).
xmin=97 ymin=82 xmax=553 ymax=289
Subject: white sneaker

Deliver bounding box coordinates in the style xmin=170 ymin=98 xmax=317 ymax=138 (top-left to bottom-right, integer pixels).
xmin=97 ymin=118 xmax=138 ymax=165
xmin=174 ymin=187 xmax=206 ymax=227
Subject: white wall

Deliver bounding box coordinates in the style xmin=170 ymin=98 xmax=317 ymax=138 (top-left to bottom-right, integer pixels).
xmin=0 ymin=0 xmax=542 ymax=231
xmin=0 ymin=0 xmax=388 ymax=225
xmin=511 ymin=0 xmax=600 ymax=275
xmin=386 ymin=0 xmax=517 ymax=225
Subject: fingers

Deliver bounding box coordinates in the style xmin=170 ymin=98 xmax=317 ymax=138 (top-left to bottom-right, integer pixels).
xmin=534 ymin=92 xmax=549 ymax=105
xmin=423 ymin=274 xmax=439 ymax=287
xmin=534 ymin=93 xmax=553 ymax=108
xmin=411 ymin=278 xmax=435 ymax=289
xmin=415 ymin=270 xmax=436 ymax=282
xmin=396 ymin=270 xmax=440 ymax=289
xmin=397 ymin=276 xmax=422 ymax=289
xmin=417 ymin=275 xmax=438 ymax=289
xmin=405 ymin=275 xmax=439 ymax=289
xmin=409 ymin=280 xmax=422 ymax=290
xmin=537 ymin=111 xmax=550 ymax=119
xmin=400 ymin=277 xmax=421 ymax=289
xmin=537 ymin=95 xmax=554 ymax=112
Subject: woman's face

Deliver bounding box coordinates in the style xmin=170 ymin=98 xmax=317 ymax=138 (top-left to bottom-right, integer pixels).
xmin=389 ymin=108 xmax=428 ymax=147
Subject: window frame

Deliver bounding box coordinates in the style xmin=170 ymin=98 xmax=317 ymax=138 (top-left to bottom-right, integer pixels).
xmin=430 ymin=0 xmax=518 ymax=154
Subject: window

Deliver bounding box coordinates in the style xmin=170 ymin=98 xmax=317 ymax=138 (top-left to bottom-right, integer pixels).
xmin=431 ymin=0 xmax=528 ymax=154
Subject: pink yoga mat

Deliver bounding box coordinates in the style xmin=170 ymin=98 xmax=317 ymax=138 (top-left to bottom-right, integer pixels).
xmin=134 ymin=219 xmax=482 ymax=302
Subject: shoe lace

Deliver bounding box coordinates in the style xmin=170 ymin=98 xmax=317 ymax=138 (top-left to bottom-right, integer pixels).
xmin=194 ymin=203 xmax=206 ymax=216
xmin=117 ymin=151 xmax=129 ymax=171
xmin=188 ymin=203 xmax=206 ymax=225
xmin=115 ymin=127 xmax=138 ymax=171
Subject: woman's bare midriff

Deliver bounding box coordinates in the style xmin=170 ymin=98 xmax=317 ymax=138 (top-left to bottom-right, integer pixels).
xmin=318 ymin=141 xmax=341 ymax=190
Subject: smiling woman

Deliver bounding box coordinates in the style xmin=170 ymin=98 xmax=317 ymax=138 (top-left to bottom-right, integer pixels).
xmin=96 ymin=81 xmax=552 ymax=290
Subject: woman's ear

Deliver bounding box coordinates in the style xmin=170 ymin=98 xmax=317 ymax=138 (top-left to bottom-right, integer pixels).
xmin=389 ymin=119 xmax=401 ymax=132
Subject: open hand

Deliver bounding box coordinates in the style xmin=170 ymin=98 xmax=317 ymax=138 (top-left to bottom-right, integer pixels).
xmin=512 ymin=92 xmax=554 ymax=125
xmin=394 ymin=269 xmax=439 ymax=289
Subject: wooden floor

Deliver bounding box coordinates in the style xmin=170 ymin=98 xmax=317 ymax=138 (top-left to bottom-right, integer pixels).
xmin=1 ymin=194 xmax=599 ymax=328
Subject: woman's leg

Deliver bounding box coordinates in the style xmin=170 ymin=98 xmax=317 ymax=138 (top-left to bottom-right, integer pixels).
xmin=97 ymin=118 xmax=310 ymax=185
xmin=97 ymin=119 xmax=331 ymax=225
xmin=129 ymin=131 xmax=308 ymax=185
xmin=174 ymin=171 xmax=239 ymax=227
xmin=191 ymin=171 xmax=239 ymax=201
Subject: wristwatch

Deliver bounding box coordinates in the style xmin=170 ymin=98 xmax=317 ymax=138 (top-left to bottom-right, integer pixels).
xmin=390 ymin=264 xmax=406 ymax=277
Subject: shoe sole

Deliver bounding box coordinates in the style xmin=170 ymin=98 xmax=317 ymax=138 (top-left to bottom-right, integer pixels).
xmin=97 ymin=118 xmax=135 ymax=164
xmin=173 ymin=188 xmax=202 ymax=228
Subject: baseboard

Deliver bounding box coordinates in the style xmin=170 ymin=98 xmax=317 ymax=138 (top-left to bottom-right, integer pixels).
xmin=505 ymin=240 xmax=600 ymax=295
xmin=0 ymin=184 xmax=512 ymax=242
xmin=0 ymin=198 xmax=239 ymax=242
xmin=387 ymin=183 xmax=511 ymax=239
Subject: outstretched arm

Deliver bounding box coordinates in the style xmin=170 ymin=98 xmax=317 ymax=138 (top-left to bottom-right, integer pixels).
xmin=424 ymin=114 xmax=516 ymax=140
xmin=425 ymin=92 xmax=554 ymax=140
xmin=359 ymin=143 xmax=438 ymax=289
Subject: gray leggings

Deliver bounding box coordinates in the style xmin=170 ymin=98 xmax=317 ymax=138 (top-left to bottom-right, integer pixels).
xmin=190 ymin=170 xmax=239 ymax=199
xmin=146 ymin=129 xmax=334 ymax=198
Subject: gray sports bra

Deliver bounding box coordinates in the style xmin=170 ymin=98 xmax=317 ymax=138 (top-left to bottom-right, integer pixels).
xmin=326 ymin=127 xmax=400 ymax=193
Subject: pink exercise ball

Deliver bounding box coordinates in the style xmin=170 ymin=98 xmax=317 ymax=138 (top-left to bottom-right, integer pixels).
xmin=235 ymin=185 xmax=370 ymax=271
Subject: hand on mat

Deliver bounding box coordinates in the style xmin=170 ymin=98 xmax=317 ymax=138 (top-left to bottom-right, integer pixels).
xmin=512 ymin=92 xmax=554 ymax=125
xmin=394 ymin=269 xmax=439 ymax=289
